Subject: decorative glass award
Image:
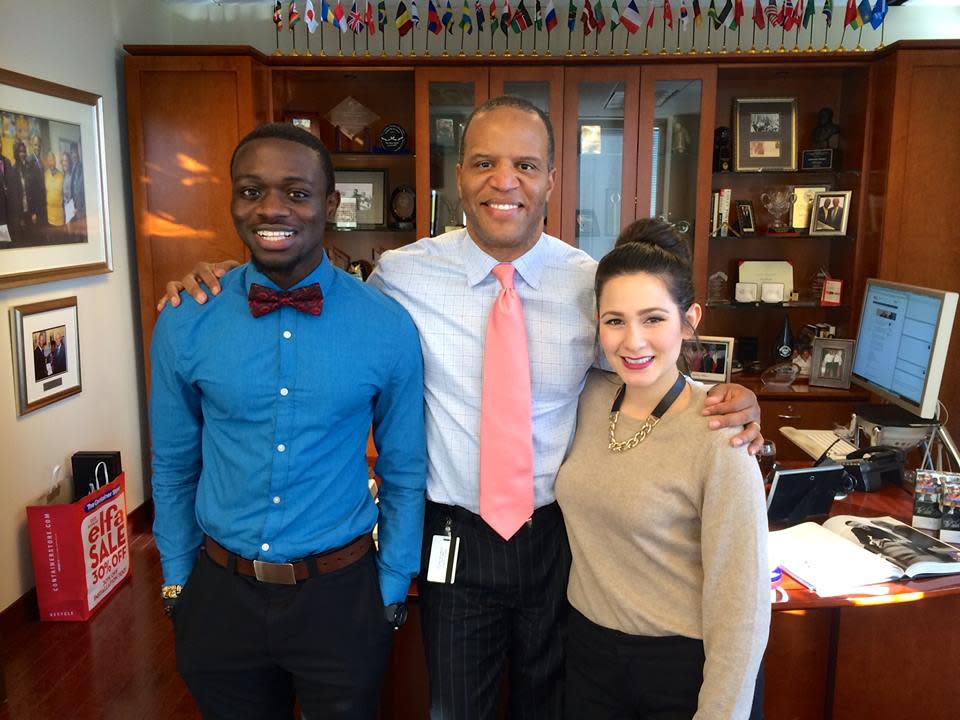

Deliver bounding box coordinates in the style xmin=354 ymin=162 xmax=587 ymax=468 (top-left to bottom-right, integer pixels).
xmin=760 ymin=189 xmax=797 ymax=234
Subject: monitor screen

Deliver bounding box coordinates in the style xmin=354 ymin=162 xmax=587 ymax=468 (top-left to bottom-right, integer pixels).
xmin=851 ymin=280 xmax=958 ymax=419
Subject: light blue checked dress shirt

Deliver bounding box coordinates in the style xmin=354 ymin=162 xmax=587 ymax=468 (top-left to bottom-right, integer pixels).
xmin=368 ymin=229 xmax=598 ymax=513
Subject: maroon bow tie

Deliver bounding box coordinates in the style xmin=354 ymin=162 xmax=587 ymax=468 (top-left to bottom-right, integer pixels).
xmin=247 ymin=283 xmax=324 ymax=318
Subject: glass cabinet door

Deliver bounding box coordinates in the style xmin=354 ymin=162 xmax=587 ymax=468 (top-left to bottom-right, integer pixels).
xmin=490 ymin=68 xmax=564 ymax=238
xmin=415 ymin=69 xmax=489 ymax=239
xmin=636 ymin=66 xmax=717 ymax=302
xmin=561 ymin=68 xmax=640 ymax=259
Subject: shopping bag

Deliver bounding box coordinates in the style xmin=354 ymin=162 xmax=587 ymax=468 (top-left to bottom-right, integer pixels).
xmin=26 ymin=470 xmax=131 ymax=621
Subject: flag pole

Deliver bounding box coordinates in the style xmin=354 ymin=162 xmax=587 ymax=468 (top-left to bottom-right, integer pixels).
xmin=491 ymin=18 xmax=497 ymax=55
xmin=274 ymin=20 xmax=282 ymax=56
xmin=291 ymin=24 xmax=299 ymax=56
xmin=878 ymin=15 xmax=884 ymax=49
xmin=320 ymin=23 xmax=327 ymax=56
xmin=661 ymin=16 xmax=668 ymax=54
xmin=677 ymin=21 xmax=682 ymax=54
xmin=443 ymin=24 xmax=449 ymax=56
xmin=460 ymin=26 xmax=466 ymax=56
xmin=838 ymin=24 xmax=847 ymax=52
xmin=855 ymin=23 xmax=864 ymax=52
xmin=735 ymin=24 xmax=742 ymax=54
xmin=750 ymin=17 xmax=756 ymax=53
xmin=367 ymin=24 xmax=372 ymax=56
xmin=690 ymin=19 xmax=697 ymax=55
xmin=352 ymin=27 xmax=358 ymax=58
xmin=520 ymin=26 xmax=527 ymax=57
xmin=534 ymin=21 xmax=539 ymax=55
xmin=643 ymin=20 xmax=650 ymax=55
xmin=595 ymin=24 xmax=600 ymax=55
xmin=306 ymin=26 xmax=313 ymax=56
xmin=821 ymin=16 xmax=829 ymax=51
xmin=778 ymin=18 xmax=786 ymax=52
xmin=704 ymin=19 xmax=711 ymax=54
xmin=806 ymin=15 xmax=815 ymax=52
xmin=719 ymin=26 xmax=727 ymax=55
xmin=582 ymin=22 xmax=588 ymax=56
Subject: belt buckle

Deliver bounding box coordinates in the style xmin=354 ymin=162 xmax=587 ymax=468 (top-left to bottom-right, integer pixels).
xmin=252 ymin=559 xmax=297 ymax=585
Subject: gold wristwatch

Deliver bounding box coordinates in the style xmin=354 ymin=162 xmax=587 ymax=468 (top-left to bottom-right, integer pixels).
xmin=161 ymin=584 xmax=183 ymax=617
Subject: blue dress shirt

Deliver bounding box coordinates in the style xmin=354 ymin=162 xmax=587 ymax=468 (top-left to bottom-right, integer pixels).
xmin=150 ymin=255 xmax=426 ymax=604
xmin=368 ymin=229 xmax=598 ymax=513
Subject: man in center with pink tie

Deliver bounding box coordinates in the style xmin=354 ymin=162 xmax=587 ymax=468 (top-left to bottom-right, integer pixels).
xmin=366 ymin=96 xmax=763 ymax=719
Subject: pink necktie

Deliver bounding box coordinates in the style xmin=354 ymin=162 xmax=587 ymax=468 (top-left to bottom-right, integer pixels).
xmin=479 ymin=264 xmax=534 ymax=540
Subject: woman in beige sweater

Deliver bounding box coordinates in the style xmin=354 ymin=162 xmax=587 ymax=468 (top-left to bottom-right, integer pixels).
xmin=555 ymin=219 xmax=769 ymax=720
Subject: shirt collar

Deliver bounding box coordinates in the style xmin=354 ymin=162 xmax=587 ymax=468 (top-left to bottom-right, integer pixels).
xmin=460 ymin=229 xmax=547 ymax=291
xmin=242 ymin=251 xmax=336 ymax=296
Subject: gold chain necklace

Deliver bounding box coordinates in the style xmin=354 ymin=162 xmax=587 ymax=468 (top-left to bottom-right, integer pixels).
xmin=606 ymin=373 xmax=686 ymax=454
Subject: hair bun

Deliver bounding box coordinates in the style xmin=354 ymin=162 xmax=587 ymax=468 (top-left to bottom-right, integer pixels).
xmin=614 ymin=218 xmax=691 ymax=265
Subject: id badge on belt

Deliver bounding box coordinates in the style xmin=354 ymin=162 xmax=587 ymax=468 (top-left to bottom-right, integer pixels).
xmin=426 ymin=517 xmax=460 ymax=584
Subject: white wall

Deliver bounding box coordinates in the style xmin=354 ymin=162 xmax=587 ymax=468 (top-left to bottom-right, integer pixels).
xmin=0 ymin=0 xmax=957 ymax=614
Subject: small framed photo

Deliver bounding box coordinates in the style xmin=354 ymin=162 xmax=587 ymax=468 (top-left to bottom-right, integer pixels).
xmin=334 ymin=170 xmax=386 ymax=227
xmin=734 ymin=97 xmax=798 ymax=172
xmin=809 ymin=337 xmax=855 ymax=389
xmin=736 ymin=200 xmax=756 ymax=235
xmin=761 ymin=282 xmax=785 ymax=303
xmin=809 ymin=190 xmax=852 ymax=236
xmin=820 ymin=278 xmax=843 ymax=306
xmin=735 ymin=282 xmax=758 ymax=303
xmin=10 ymin=296 xmax=81 ymax=416
xmin=435 ymin=117 xmax=457 ymax=148
xmin=682 ymin=336 xmax=734 ymax=384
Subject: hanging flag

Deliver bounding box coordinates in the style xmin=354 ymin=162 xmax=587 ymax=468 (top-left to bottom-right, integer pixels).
xmin=477 ymin=0 xmax=487 ymax=31
xmin=428 ymin=0 xmax=443 ymax=31
xmin=546 ymin=0 xmax=560 ymax=30
xmin=461 ymin=0 xmax=475 ymax=31
xmin=802 ymin=0 xmax=815 ymax=28
xmin=782 ymin=0 xmax=795 ymax=30
xmin=581 ymin=0 xmax=595 ymax=34
xmin=502 ymin=0 xmax=513 ymax=34
xmin=646 ymin=0 xmax=657 ymax=29
xmin=610 ymin=0 xmax=622 ymax=29
xmin=567 ymin=0 xmax=577 ymax=31
xmin=707 ymin=0 xmax=719 ymax=29
xmin=347 ymin=1 xmax=365 ymax=32
xmin=752 ymin=0 xmax=765 ymax=29
xmin=664 ymin=0 xmax=674 ymax=29
xmin=441 ymin=0 xmax=453 ymax=31
xmin=844 ymin=0 xmax=859 ymax=28
xmin=396 ymin=0 xmax=414 ymax=34
xmin=289 ymin=0 xmax=302 ymax=27
xmin=321 ymin=0 xmax=335 ymax=24
xmin=536 ymin=0 xmax=544 ymax=29
xmin=411 ymin=0 xmax=421 ymax=25
xmin=857 ymin=0 xmax=872 ymax=27
xmin=716 ymin=0 xmax=732 ymax=25
xmin=870 ymin=0 xmax=886 ymax=29
xmin=366 ymin=0 xmax=376 ymax=33
xmin=728 ymin=0 xmax=742 ymax=29
xmin=273 ymin=1 xmax=283 ymax=30
xmin=594 ymin=0 xmax=607 ymax=31
xmin=620 ymin=0 xmax=641 ymax=31
xmin=822 ymin=0 xmax=833 ymax=26
xmin=335 ymin=0 xmax=347 ymax=31
xmin=765 ymin=0 xmax=780 ymax=26
xmin=490 ymin=0 xmax=498 ymax=24
xmin=305 ymin=0 xmax=320 ymax=31
xmin=680 ymin=0 xmax=689 ymax=28
xmin=511 ymin=0 xmax=533 ymax=30
xmin=378 ymin=0 xmax=387 ymax=29
xmin=693 ymin=0 xmax=702 ymax=25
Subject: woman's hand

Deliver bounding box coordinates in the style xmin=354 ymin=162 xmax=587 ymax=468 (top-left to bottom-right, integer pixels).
xmin=156 ymin=260 xmax=241 ymax=311
xmin=703 ymin=383 xmax=764 ymax=455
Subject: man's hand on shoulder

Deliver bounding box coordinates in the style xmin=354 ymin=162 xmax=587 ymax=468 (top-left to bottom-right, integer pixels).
xmin=702 ymin=383 xmax=763 ymax=455
xmin=156 ymin=260 xmax=241 ymax=312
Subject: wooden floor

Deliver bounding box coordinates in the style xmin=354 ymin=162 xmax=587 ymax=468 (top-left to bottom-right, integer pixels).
xmin=0 ymin=529 xmax=201 ymax=720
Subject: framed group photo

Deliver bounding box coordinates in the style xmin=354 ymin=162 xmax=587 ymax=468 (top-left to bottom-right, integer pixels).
xmin=734 ymin=97 xmax=798 ymax=172
xmin=0 ymin=69 xmax=112 ymax=288
xmin=809 ymin=190 xmax=853 ymax=236
xmin=334 ymin=170 xmax=386 ymax=227
xmin=809 ymin=337 xmax=855 ymax=389
xmin=682 ymin=336 xmax=735 ymax=384
xmin=10 ymin=296 xmax=82 ymax=416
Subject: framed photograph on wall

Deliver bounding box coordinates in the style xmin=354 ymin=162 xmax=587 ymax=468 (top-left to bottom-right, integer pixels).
xmin=809 ymin=337 xmax=855 ymax=389
xmin=10 ymin=296 xmax=81 ymax=416
xmin=809 ymin=190 xmax=853 ymax=236
xmin=0 ymin=69 xmax=112 ymax=288
xmin=681 ymin=336 xmax=735 ymax=384
xmin=734 ymin=97 xmax=798 ymax=172
xmin=335 ymin=170 xmax=386 ymax=227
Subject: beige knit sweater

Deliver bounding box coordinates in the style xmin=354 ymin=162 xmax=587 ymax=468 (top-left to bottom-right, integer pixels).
xmin=556 ymin=369 xmax=770 ymax=720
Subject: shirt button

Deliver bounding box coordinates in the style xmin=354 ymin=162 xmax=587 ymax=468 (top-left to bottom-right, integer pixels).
xmin=261 ymin=543 xmax=270 ymax=552
xmin=273 ymin=496 xmax=281 ymax=504
xmin=283 ymin=330 xmax=292 ymax=339
xmin=277 ymin=443 xmax=286 ymax=453
xmin=280 ymin=387 xmax=289 ymax=396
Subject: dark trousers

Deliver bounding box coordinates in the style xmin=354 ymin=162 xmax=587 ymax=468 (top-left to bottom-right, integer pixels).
xmin=419 ymin=500 xmax=571 ymax=720
xmin=565 ymin=608 xmax=765 ymax=720
xmin=173 ymin=548 xmax=394 ymax=720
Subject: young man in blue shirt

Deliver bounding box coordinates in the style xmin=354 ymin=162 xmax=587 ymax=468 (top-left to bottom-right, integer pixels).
xmin=149 ymin=123 xmax=426 ymax=720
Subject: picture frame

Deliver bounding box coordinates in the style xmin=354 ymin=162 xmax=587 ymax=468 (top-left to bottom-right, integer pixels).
xmin=809 ymin=337 xmax=855 ymax=389
xmin=733 ymin=97 xmax=798 ymax=172
xmin=0 ymin=69 xmax=112 ymax=289
xmin=790 ymin=185 xmax=828 ymax=231
xmin=821 ymin=278 xmax=843 ymax=306
xmin=809 ymin=190 xmax=852 ymax=236
xmin=334 ymin=170 xmax=386 ymax=227
xmin=682 ymin=336 xmax=735 ymax=384
xmin=10 ymin=296 xmax=81 ymax=416
xmin=736 ymin=200 xmax=756 ymax=235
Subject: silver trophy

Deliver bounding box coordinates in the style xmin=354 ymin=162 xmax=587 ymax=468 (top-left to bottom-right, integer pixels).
xmin=760 ymin=189 xmax=797 ymax=234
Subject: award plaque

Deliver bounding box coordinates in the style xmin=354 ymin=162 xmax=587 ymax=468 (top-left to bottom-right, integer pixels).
xmin=390 ymin=185 xmax=416 ymax=229
xmin=378 ymin=123 xmax=407 ymax=153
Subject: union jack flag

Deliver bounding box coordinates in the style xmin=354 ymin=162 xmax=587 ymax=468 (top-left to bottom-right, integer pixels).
xmin=347 ymin=0 xmax=366 ymax=31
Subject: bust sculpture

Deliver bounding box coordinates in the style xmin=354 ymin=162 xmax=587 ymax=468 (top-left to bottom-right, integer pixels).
xmin=812 ymin=107 xmax=840 ymax=150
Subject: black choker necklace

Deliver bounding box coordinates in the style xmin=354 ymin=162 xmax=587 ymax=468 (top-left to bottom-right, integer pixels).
xmin=607 ymin=373 xmax=686 ymax=453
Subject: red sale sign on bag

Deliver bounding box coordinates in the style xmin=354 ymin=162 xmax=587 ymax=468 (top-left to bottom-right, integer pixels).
xmin=27 ymin=471 xmax=131 ymax=621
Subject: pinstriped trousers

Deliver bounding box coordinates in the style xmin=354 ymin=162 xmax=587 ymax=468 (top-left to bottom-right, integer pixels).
xmin=419 ymin=500 xmax=572 ymax=720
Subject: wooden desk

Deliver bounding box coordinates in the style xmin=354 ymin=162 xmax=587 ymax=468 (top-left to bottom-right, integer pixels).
xmin=765 ymin=484 xmax=960 ymax=720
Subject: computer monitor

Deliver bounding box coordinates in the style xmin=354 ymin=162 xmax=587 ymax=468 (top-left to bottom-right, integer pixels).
xmin=851 ymin=279 xmax=959 ymax=419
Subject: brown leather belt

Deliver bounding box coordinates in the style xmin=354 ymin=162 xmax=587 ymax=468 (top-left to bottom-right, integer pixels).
xmin=203 ymin=534 xmax=372 ymax=585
